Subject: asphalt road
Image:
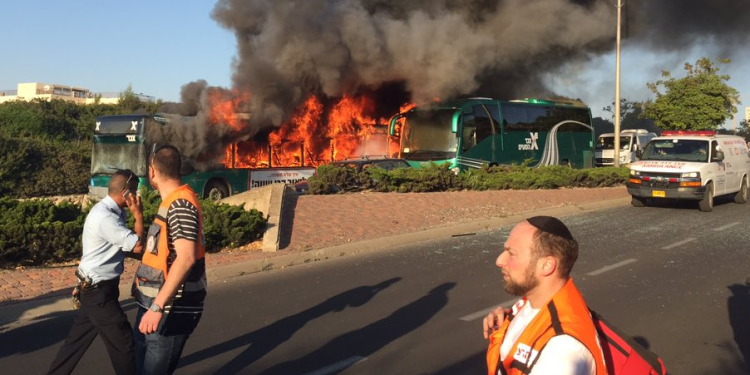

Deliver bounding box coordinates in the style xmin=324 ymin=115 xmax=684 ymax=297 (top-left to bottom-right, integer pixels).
xmin=2 ymin=196 xmax=750 ymax=374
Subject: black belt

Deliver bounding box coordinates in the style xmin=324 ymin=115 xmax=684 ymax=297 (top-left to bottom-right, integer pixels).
xmin=76 ymin=271 xmax=118 ymax=291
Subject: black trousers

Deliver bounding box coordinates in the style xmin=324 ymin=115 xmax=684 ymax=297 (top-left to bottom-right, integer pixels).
xmin=47 ymin=278 xmax=135 ymax=375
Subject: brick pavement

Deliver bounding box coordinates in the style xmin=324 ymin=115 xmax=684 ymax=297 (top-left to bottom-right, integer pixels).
xmin=0 ymin=187 xmax=628 ymax=306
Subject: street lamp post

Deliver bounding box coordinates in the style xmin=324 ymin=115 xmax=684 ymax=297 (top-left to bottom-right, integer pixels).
xmin=614 ymin=0 xmax=623 ymax=167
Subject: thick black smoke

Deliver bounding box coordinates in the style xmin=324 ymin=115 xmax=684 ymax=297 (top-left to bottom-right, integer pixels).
xmin=210 ymin=0 xmax=615 ymax=127
xmin=163 ymin=0 xmax=750 ymax=167
xmin=627 ymin=0 xmax=750 ymax=49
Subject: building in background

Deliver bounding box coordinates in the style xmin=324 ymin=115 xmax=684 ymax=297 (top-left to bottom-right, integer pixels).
xmin=0 ymin=82 xmax=155 ymax=105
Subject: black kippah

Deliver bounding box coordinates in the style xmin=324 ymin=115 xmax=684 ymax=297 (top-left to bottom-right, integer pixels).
xmin=526 ymin=216 xmax=574 ymax=241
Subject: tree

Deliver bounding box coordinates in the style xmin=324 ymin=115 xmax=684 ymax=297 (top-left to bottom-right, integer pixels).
xmin=643 ymin=57 xmax=740 ymax=131
xmin=119 ymin=84 xmax=143 ymax=113
xmin=603 ymin=99 xmax=661 ymax=135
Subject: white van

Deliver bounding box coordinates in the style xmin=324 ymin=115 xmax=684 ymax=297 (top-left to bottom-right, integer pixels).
xmin=595 ymin=129 xmax=656 ymax=166
xmin=626 ymin=131 xmax=750 ymax=212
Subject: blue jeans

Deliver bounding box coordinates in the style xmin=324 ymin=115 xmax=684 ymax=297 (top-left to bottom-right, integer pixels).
xmin=133 ymin=307 xmax=201 ymax=375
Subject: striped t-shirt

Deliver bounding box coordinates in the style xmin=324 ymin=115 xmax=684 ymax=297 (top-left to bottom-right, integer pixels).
xmin=166 ymin=198 xmax=199 ymax=268
xmin=165 ymin=198 xmax=206 ymax=313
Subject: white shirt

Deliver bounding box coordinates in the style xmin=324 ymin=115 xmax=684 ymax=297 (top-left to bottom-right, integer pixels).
xmin=77 ymin=196 xmax=139 ymax=283
xmin=499 ymin=301 xmax=596 ymax=375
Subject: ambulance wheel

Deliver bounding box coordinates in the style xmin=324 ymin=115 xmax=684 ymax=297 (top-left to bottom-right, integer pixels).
xmin=631 ymin=195 xmax=646 ymax=207
xmin=734 ymin=177 xmax=748 ymax=204
xmin=698 ymin=182 xmax=714 ymax=212
xmin=206 ymin=180 xmax=229 ymax=201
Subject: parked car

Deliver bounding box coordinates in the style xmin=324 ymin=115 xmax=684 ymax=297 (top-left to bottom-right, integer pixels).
xmin=294 ymin=156 xmax=411 ymax=193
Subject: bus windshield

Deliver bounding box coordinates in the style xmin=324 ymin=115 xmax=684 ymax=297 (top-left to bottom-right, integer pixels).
xmin=640 ymin=139 xmax=709 ymax=163
xmin=596 ymin=136 xmax=632 ymax=150
xmin=91 ymin=141 xmax=149 ymax=176
xmin=400 ymin=110 xmax=457 ymax=160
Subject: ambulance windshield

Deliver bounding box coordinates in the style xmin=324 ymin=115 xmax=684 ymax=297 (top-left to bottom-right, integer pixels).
xmin=640 ymin=139 xmax=709 ymax=163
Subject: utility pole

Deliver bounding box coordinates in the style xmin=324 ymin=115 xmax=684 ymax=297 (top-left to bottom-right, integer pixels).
xmin=613 ymin=0 xmax=623 ymax=167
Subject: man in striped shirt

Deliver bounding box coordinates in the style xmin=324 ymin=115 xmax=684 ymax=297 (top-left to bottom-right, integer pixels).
xmin=133 ymin=145 xmax=207 ymax=375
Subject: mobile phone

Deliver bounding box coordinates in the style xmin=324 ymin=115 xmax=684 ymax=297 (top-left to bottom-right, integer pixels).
xmin=123 ymin=189 xmax=133 ymax=200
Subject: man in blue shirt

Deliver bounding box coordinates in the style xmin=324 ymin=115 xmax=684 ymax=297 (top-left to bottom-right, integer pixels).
xmin=47 ymin=169 xmax=144 ymax=375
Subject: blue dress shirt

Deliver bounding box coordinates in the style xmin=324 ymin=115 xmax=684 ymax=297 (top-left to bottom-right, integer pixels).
xmin=77 ymin=196 xmax=139 ymax=284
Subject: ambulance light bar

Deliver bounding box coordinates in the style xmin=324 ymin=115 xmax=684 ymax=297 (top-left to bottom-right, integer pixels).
xmin=661 ymin=130 xmax=715 ymax=136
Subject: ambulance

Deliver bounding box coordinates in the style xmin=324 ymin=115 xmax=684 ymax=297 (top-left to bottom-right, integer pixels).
xmin=595 ymin=129 xmax=657 ymax=166
xmin=626 ymin=130 xmax=750 ymax=212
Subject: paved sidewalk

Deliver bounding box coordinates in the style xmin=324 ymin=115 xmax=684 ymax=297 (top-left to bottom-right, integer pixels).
xmin=0 ymin=187 xmax=629 ymax=308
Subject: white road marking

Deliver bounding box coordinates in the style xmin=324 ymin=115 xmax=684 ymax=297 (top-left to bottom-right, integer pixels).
xmin=302 ymin=356 xmax=367 ymax=375
xmin=713 ymin=222 xmax=740 ymax=231
xmin=661 ymin=237 xmax=697 ymax=250
xmin=586 ymin=258 xmax=638 ymax=276
xmin=459 ymin=299 xmax=518 ymax=322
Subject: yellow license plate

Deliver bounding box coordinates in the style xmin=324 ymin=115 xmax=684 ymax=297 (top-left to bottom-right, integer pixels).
xmin=652 ymin=190 xmax=666 ymax=198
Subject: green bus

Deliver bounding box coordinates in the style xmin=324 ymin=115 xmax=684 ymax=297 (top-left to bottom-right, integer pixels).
xmin=89 ymin=114 xmax=314 ymax=200
xmin=388 ymin=98 xmax=595 ymax=171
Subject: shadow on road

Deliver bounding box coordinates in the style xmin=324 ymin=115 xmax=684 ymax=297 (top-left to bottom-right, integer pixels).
xmin=259 ymin=282 xmax=456 ymax=375
xmin=178 ymin=277 xmax=402 ymax=372
xmin=0 ymin=298 xmax=139 ymax=359
xmin=727 ymin=283 xmax=750 ymax=373
xmin=0 ymin=310 xmax=73 ymax=359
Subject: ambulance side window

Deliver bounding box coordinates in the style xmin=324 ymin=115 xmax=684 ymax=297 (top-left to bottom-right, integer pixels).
xmin=711 ymin=141 xmax=720 ymax=162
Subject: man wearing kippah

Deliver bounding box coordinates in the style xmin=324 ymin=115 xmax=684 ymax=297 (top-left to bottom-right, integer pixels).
xmin=482 ymin=216 xmax=608 ymax=375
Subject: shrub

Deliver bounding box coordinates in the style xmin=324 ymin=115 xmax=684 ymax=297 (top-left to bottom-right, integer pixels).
xmin=0 ymin=136 xmax=90 ymax=198
xmin=0 ymin=198 xmax=87 ymax=267
xmin=0 ymin=191 xmax=267 ymax=268
xmin=306 ymin=164 xmax=629 ymax=194
xmin=202 ymin=200 xmax=267 ymax=252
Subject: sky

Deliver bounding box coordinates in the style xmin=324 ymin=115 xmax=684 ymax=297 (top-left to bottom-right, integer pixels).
xmin=2 ymin=1 xmax=748 ymax=124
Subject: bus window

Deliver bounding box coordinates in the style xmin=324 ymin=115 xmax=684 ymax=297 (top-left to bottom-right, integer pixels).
xmin=472 ymin=105 xmax=494 ymax=144
xmin=502 ymin=104 xmax=528 ymax=132
xmin=462 ymin=115 xmax=476 ymax=152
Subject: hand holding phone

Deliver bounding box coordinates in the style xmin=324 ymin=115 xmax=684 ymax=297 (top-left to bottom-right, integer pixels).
xmin=123 ymin=189 xmax=143 ymax=217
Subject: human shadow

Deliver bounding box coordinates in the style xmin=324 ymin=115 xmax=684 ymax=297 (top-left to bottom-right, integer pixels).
xmin=0 ymin=298 xmax=139 ymax=358
xmin=258 ymin=282 xmax=456 ymax=375
xmin=178 ymin=277 xmax=401 ymax=371
xmin=727 ymin=283 xmax=750 ymax=372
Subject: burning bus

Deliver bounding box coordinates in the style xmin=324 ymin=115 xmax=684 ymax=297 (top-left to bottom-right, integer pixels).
xmin=88 ymin=94 xmax=397 ymax=200
xmin=388 ymin=98 xmax=595 ymax=171
xmin=88 ymin=114 xmax=317 ymax=200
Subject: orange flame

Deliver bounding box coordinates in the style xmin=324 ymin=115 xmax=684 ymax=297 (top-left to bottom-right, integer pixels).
xmin=215 ymin=93 xmax=413 ymax=169
xmin=208 ymin=89 xmax=250 ymax=131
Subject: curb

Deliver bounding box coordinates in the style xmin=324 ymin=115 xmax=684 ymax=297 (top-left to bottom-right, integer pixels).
xmin=0 ymin=196 xmax=629 ymax=327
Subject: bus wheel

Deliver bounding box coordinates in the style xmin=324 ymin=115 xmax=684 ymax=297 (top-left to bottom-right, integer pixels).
xmin=698 ymin=182 xmax=714 ymax=212
xmin=734 ymin=177 xmax=748 ymax=204
xmin=631 ymin=195 xmax=646 ymax=207
xmin=205 ymin=180 xmax=229 ymax=201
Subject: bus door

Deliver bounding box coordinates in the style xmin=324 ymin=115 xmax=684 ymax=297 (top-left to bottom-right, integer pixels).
xmin=459 ymin=104 xmax=501 ymax=167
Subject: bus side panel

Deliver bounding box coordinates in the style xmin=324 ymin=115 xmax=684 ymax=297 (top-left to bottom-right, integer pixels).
xmin=459 ymin=136 xmax=495 ymax=168
xmin=499 ymin=131 xmax=549 ymax=166
xmin=182 ymin=169 xmax=250 ymax=198
xmin=556 ymin=132 xmax=593 ymax=168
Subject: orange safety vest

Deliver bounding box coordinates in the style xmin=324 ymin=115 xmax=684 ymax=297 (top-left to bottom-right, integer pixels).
xmin=133 ymin=185 xmax=207 ymax=313
xmin=486 ymin=278 xmax=608 ymax=375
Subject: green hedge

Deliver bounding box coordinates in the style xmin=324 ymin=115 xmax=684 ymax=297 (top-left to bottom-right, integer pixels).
xmin=307 ymin=164 xmax=629 ymax=194
xmin=0 ymin=136 xmax=90 ymax=198
xmin=0 ymin=191 xmax=267 ymax=268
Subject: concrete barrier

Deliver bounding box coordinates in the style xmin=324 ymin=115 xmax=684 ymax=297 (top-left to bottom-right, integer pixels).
xmin=219 ymin=183 xmax=292 ymax=252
